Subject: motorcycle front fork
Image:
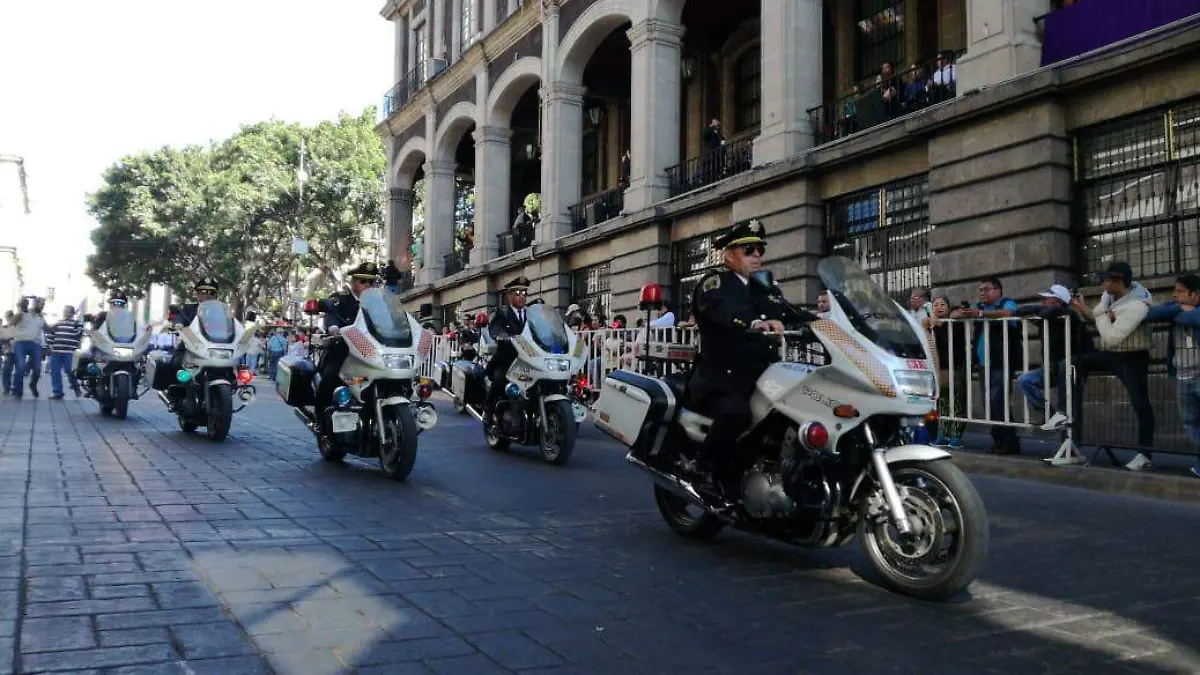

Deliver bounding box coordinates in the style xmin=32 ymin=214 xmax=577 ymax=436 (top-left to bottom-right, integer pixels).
xmin=862 ymin=424 xmax=914 ymax=536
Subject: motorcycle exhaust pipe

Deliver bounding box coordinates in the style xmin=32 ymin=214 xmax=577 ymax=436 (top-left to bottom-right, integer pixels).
xmin=292 ymin=408 xmax=320 ymax=437
xmin=625 ymin=453 xmax=727 ymax=515
xmin=155 ymin=391 xmax=172 ymax=409
xmin=414 ymin=404 xmax=438 ymax=432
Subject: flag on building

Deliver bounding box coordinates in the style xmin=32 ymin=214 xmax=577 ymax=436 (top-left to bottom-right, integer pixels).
xmin=417 ymin=328 xmax=432 ymax=357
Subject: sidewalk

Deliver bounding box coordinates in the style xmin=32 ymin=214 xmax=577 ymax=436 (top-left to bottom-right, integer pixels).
xmin=950 ymin=429 xmax=1200 ymax=505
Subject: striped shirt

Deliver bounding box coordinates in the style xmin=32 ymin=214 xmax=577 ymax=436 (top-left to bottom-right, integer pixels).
xmin=49 ymin=319 xmax=84 ymax=354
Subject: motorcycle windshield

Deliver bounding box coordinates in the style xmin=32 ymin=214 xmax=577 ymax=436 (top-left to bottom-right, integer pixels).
xmin=818 ymin=256 xmax=926 ymax=359
xmin=105 ymin=309 xmax=137 ymax=344
xmin=526 ymin=304 xmax=570 ymax=354
xmin=198 ymin=301 xmax=235 ymax=343
xmin=359 ymin=287 xmax=413 ymax=348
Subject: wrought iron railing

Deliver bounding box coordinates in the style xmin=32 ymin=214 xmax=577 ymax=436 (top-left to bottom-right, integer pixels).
xmin=807 ymin=52 xmax=960 ymax=146
xmin=567 ymin=188 xmax=624 ymax=233
xmin=665 ymin=137 xmax=754 ymax=198
xmin=497 ymin=221 xmax=536 ymax=256
xmin=444 ymin=249 xmax=471 ymax=276
xmin=382 ymin=58 xmax=449 ymax=120
xmin=396 ymin=271 xmax=415 ymax=292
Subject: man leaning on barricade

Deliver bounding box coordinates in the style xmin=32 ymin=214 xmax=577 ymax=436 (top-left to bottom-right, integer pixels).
xmin=1013 ymin=284 xmax=1089 ymax=433
xmin=950 ymin=277 xmax=1023 ymax=455
xmin=1144 ymin=273 xmax=1200 ymax=478
xmin=1070 ymin=261 xmax=1155 ymax=471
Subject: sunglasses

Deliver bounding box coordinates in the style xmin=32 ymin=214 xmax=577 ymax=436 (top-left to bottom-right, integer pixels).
xmin=509 ymin=290 xmax=528 ymax=296
xmin=739 ymin=243 xmax=766 ymax=257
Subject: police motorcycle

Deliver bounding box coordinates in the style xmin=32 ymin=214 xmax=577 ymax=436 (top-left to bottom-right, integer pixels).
xmin=275 ymin=288 xmax=437 ymax=481
xmin=76 ymin=306 xmax=152 ymax=419
xmin=147 ymin=302 xmax=256 ymax=442
xmin=451 ymin=302 xmax=587 ymax=465
xmin=594 ymin=256 xmax=989 ymax=601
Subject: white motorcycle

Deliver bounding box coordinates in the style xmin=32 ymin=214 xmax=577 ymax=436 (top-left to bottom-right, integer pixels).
xmin=75 ymin=307 xmax=152 ymax=419
xmin=594 ymin=256 xmax=989 ymax=601
xmin=147 ymin=301 xmax=256 ymax=441
xmin=276 ymin=288 xmax=437 ymax=480
xmin=451 ymin=302 xmax=587 ymax=465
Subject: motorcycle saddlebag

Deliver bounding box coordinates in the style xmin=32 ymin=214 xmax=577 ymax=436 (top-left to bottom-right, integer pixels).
xmin=451 ymin=362 xmax=486 ymax=407
xmin=147 ymin=353 xmax=177 ymax=391
xmin=276 ymin=356 xmax=317 ymax=407
xmin=593 ymin=369 xmax=678 ymax=456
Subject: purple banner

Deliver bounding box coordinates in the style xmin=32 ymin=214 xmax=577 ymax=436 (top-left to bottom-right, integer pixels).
xmin=1041 ymin=0 xmax=1200 ymax=66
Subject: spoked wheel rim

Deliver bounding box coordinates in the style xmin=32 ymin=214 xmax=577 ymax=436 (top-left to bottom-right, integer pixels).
xmin=540 ymin=406 xmax=565 ymax=462
xmin=864 ymin=467 xmax=964 ymax=585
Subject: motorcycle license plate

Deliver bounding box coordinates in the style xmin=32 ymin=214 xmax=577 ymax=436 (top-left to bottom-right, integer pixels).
xmin=330 ymin=412 xmax=358 ymax=434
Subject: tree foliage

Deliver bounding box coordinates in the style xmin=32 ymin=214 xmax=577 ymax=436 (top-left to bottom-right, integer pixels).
xmin=87 ymin=108 xmax=386 ymax=315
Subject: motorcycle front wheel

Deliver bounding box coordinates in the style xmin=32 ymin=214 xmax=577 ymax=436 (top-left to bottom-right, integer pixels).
xmin=112 ymin=377 xmax=131 ymax=420
xmin=539 ymin=399 xmax=576 ymax=465
xmin=379 ymin=405 xmax=418 ymax=481
xmin=859 ymin=459 xmax=989 ymax=602
xmin=206 ymin=383 xmax=233 ymax=442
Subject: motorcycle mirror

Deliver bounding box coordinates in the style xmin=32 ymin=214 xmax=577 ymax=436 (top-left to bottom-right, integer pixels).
xmin=750 ymin=270 xmax=777 ymax=291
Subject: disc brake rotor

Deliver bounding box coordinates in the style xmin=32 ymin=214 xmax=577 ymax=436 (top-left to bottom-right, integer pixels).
xmin=878 ymin=488 xmax=946 ymax=564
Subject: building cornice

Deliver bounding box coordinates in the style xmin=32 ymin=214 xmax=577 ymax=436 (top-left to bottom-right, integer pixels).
xmin=377 ymin=0 xmax=542 ymax=139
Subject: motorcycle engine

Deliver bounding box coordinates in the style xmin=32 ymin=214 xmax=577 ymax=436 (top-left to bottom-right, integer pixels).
xmin=741 ymin=462 xmax=796 ymax=518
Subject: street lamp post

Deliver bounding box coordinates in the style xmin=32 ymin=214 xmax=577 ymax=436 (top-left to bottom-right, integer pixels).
xmin=293 ymin=139 xmax=309 ymax=323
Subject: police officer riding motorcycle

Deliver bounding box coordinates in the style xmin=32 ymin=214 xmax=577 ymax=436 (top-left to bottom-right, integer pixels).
xmin=314 ymin=262 xmax=374 ymax=427
xmin=481 ymin=276 xmax=530 ymax=425
xmin=76 ymin=292 xmax=151 ymax=418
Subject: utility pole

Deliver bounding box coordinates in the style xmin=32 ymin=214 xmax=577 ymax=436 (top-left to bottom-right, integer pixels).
xmin=0 ymin=154 xmax=32 ymax=215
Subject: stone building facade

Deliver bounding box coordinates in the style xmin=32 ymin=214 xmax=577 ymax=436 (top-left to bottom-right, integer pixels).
xmin=376 ymin=0 xmax=1200 ymax=325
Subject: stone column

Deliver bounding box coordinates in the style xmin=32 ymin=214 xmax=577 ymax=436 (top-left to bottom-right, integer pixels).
xmin=472 ymin=126 xmax=512 ymax=265
xmin=752 ymin=0 xmax=823 ymax=166
xmin=388 ymin=187 xmax=415 ymax=269
xmin=538 ymin=81 xmax=585 ymax=244
xmin=483 ymin=0 xmax=497 ymax=32
xmin=420 ymin=160 xmax=457 ymax=283
xmin=956 ymin=0 xmax=1049 ymax=93
xmin=624 ymin=18 xmax=685 ymax=213
xmin=394 ymin=17 xmax=408 ymax=84
xmin=433 ymin=0 xmax=448 ymax=60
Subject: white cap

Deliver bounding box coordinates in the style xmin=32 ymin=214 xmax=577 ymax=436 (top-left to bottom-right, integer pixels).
xmin=1038 ymin=284 xmax=1071 ymax=304
xmin=566 ymin=304 xmax=581 ymax=314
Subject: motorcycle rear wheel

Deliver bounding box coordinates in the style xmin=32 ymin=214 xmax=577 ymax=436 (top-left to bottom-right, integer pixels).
xmin=860 ymin=459 xmax=988 ymax=602
xmin=653 ymin=485 xmax=725 ymax=541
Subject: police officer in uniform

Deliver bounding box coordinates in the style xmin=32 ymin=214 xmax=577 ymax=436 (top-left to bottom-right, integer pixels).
xmin=88 ymin=291 xmax=130 ymax=332
xmin=688 ymin=219 xmax=794 ymax=484
xmin=482 ymin=276 xmax=531 ymax=424
xmin=172 ymin=278 xmax=220 ymax=329
xmin=315 ymin=262 xmax=379 ymax=421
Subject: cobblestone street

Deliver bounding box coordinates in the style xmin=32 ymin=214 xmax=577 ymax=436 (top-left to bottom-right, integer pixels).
xmin=1 ymin=390 xmax=1199 ymax=674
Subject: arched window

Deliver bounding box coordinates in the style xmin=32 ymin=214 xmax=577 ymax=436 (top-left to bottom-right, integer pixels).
xmin=734 ymin=46 xmax=761 ymax=132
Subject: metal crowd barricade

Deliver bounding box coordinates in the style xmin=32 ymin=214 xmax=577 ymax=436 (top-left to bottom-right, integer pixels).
xmin=937 ymin=316 xmax=1085 ymax=466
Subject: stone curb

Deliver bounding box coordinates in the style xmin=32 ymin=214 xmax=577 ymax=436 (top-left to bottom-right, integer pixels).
xmin=952 ymin=451 xmax=1200 ymax=505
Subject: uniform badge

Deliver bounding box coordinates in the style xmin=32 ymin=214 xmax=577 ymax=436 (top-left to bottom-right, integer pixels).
xmin=700 ymin=275 xmax=721 ymax=293
xmin=749 ymin=219 xmax=764 ymax=235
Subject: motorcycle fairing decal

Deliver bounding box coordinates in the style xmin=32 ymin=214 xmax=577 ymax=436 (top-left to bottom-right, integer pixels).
xmin=810 ymin=319 xmax=896 ymax=397
xmin=342 ymin=328 xmax=377 ymax=360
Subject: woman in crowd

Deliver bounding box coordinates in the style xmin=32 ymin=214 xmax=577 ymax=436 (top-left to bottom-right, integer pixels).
xmin=924 ymin=295 xmax=969 ymax=447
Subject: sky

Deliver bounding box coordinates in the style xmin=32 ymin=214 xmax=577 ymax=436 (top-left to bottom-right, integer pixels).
xmin=0 ymin=0 xmax=394 ymax=305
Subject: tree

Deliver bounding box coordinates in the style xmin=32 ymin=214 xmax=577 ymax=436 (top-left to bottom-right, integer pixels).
xmin=87 ymin=108 xmax=386 ymax=315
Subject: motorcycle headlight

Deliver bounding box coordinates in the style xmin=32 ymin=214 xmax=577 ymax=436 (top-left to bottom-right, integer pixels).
xmin=112 ymin=347 xmax=134 ymax=357
xmin=208 ymin=349 xmax=233 ymax=360
xmin=894 ymin=370 xmax=936 ymax=398
xmin=382 ymin=354 xmax=413 ymax=371
xmin=544 ymin=358 xmax=572 ymax=372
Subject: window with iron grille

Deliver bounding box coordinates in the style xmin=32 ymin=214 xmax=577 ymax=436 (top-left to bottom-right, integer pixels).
xmin=672 ymin=233 xmax=724 ymax=320
xmin=570 ymin=262 xmax=612 ymax=320
xmin=581 ymin=130 xmax=599 ymax=197
xmin=855 ymin=0 xmax=904 ymax=82
xmin=735 ymin=46 xmax=761 ymax=132
xmin=460 ymin=0 xmax=475 ymax=53
xmin=1075 ymin=99 xmax=1200 ymax=281
xmin=440 ymin=301 xmax=460 ymax=331
xmin=826 ymin=175 xmax=931 ymax=302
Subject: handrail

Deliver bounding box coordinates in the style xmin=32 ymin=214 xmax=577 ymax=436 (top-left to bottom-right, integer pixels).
xmin=567 ymin=188 xmax=624 ymax=233
xmin=381 ymin=58 xmax=450 ymax=120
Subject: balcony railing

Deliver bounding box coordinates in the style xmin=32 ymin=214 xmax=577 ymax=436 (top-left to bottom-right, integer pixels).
xmin=1037 ymin=0 xmax=1200 ymax=67
xmin=393 ymin=271 xmax=415 ymax=293
xmin=497 ymin=220 xmax=536 ymax=256
xmin=444 ymin=249 xmax=470 ymax=276
xmin=807 ymin=53 xmax=960 ymax=146
xmin=665 ymin=137 xmax=754 ymax=198
xmin=567 ymin=188 xmax=624 ymax=233
xmin=382 ymin=58 xmax=449 ymax=120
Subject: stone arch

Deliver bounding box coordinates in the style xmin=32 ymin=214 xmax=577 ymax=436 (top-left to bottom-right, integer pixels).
xmin=433 ymin=101 xmax=479 ymax=162
xmin=556 ymin=0 xmax=644 ymax=85
xmin=392 ymin=136 xmax=428 ymax=189
xmin=486 ymin=56 xmax=543 ymax=128
xmin=648 ymin=0 xmax=685 ymax=24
